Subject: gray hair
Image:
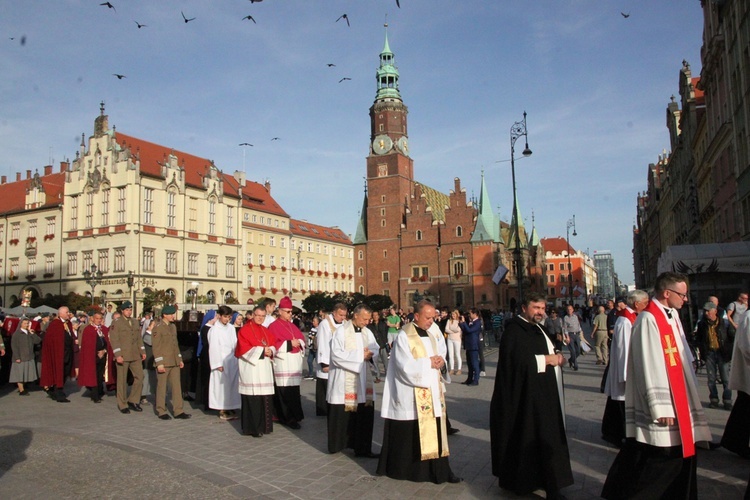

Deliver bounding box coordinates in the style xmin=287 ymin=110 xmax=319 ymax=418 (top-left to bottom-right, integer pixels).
xmin=627 ymin=289 xmax=649 ymax=308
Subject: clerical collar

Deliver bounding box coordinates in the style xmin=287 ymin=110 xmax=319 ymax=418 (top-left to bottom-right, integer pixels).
xmin=414 ymin=325 xmax=429 ymax=337
xmin=354 ymin=326 xmax=362 ymax=333
xmin=663 ymin=307 xmax=673 ymax=319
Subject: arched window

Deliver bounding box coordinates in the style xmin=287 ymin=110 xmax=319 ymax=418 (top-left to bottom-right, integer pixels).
xmin=416 ymin=230 xmax=422 ymax=241
xmin=456 ymin=226 xmax=463 ymax=237
xmin=358 ymin=267 xmax=364 ymax=277
xmin=359 ymin=286 xmax=364 ymax=294
xmin=358 ymin=250 xmax=364 ymax=260
xmin=206 ymin=290 xmax=216 ymax=303
xmin=453 ymin=261 xmax=465 ymax=276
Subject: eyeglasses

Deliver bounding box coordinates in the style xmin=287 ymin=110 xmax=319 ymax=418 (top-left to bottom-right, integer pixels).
xmin=666 ymin=289 xmax=688 ymax=301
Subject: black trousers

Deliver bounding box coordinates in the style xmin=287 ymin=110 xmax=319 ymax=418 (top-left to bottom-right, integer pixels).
xmin=315 ymin=378 xmax=328 ymax=416
xmin=327 ymin=402 xmax=374 ymax=455
xmin=86 ymin=357 xmax=107 ymax=400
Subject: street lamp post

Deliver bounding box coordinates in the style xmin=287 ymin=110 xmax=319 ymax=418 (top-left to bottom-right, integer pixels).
xmin=566 ymin=215 xmax=577 ymax=306
xmin=220 ymin=287 xmax=225 ymax=305
xmin=83 ymin=264 xmax=104 ymax=306
xmin=509 ymin=112 xmax=532 ymax=310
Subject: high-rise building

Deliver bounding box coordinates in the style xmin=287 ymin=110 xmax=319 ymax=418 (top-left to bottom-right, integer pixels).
xmin=593 ymin=251 xmax=616 ymax=300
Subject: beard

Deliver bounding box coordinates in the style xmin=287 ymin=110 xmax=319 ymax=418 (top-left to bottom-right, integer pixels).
xmin=529 ymin=313 xmax=545 ymax=324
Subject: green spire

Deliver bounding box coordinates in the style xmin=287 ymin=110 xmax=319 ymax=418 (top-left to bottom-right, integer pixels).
xmin=507 ymin=196 xmax=527 ymax=250
xmin=353 ymin=194 xmax=368 ymax=245
xmin=375 ymin=25 xmax=401 ymax=101
xmin=471 ymin=170 xmax=502 ymax=243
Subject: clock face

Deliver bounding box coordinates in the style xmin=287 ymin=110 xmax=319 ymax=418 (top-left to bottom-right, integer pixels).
xmin=373 ymin=135 xmax=393 ymax=155
xmin=397 ymin=136 xmax=409 ymax=156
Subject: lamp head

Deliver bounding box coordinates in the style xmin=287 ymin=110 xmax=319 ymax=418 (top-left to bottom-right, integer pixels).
xmin=522 ymin=143 xmax=532 ymax=157
xmin=572 ymin=230 xmax=577 ymax=237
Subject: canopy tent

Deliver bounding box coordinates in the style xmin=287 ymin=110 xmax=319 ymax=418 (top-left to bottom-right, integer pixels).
xmin=2 ymin=305 xmax=58 ymax=316
xmin=657 ymin=242 xmax=750 ymax=275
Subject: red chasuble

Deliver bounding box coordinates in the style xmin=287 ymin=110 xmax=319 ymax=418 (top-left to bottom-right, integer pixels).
xmin=236 ymin=322 xmax=275 ymax=358
xmin=644 ymin=300 xmax=695 ymax=458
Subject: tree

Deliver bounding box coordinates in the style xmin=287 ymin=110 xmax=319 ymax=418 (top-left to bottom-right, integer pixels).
xmin=142 ymin=289 xmax=176 ymax=313
xmin=301 ymin=292 xmax=334 ymax=314
xmin=364 ymin=294 xmax=394 ymax=312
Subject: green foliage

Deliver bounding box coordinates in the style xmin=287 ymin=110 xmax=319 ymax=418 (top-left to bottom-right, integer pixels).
xmin=300 ymin=292 xmax=393 ymax=314
xmin=142 ymin=289 xmax=176 ymax=313
xmin=301 ymin=292 xmax=332 ymax=314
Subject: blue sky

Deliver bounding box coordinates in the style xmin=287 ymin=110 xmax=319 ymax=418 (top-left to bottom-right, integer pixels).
xmin=0 ymin=1 xmax=705 ymax=284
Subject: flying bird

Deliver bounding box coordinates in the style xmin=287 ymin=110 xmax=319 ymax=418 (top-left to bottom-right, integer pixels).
xmin=100 ymin=2 xmax=116 ymax=12
xmin=242 ymin=15 xmax=256 ymax=23
xmin=134 ymin=20 xmax=147 ymax=28
xmin=396 ymin=0 xmax=401 ymax=7
xmin=113 ymin=73 xmax=126 ymax=79
xmin=336 ymin=14 xmax=350 ymax=27
xmin=182 ymin=11 xmax=196 ymax=23
xmin=249 ymin=0 xmax=263 ymax=3
xmin=239 ymin=143 xmax=253 ymax=146
xmin=339 ymin=77 xmax=351 ymax=83
xmin=270 ymin=137 xmax=281 ymax=141
xmin=327 ymin=63 xmax=336 ymax=67
xmin=621 ymin=12 xmax=630 ymax=18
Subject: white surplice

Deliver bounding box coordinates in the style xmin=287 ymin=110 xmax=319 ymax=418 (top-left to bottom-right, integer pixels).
xmin=238 ymin=345 xmax=276 ymax=396
xmin=207 ymin=322 xmax=241 ymax=410
xmin=327 ymin=321 xmax=379 ymax=405
xmin=315 ymin=314 xmax=342 ymax=380
xmin=381 ymin=324 xmax=446 ymax=421
xmin=605 ymin=309 xmax=634 ymax=401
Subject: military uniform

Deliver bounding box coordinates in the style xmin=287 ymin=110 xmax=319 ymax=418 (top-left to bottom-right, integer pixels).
xmin=109 ymin=314 xmax=145 ymax=411
xmin=152 ymin=319 xmax=185 ymax=417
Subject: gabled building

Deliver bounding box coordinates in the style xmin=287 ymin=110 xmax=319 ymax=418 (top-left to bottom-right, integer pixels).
xmin=540 ymin=237 xmax=594 ymax=306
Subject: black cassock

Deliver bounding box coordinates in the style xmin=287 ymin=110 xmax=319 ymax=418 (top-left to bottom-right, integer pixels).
xmin=490 ymin=316 xmax=573 ymax=495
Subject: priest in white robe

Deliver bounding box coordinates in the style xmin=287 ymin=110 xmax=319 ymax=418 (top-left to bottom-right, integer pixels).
xmin=376 ymin=300 xmax=461 ymax=485
xmin=603 ymin=273 xmax=712 ymax=499
xmin=208 ymin=305 xmax=241 ymax=420
xmin=601 ymin=290 xmax=648 ymax=447
xmin=316 ymin=303 xmax=348 ymax=416
xmin=236 ymin=305 xmax=276 ymax=437
xmin=327 ymin=304 xmax=380 ymax=456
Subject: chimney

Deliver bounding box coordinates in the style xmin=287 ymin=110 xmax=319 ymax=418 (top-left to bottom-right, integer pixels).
xmin=264 ymin=180 xmax=271 ymax=193
xmin=26 ymin=170 xmax=31 ymax=179
xmin=16 ymin=172 xmax=21 ymax=182
xmin=1 ymin=176 xmax=6 ymax=184
xmin=44 ymin=165 xmax=53 ymax=176
xmin=60 ymin=161 xmax=69 ymax=172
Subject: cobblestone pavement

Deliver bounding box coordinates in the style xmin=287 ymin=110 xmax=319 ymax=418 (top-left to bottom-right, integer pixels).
xmin=0 ymin=337 xmax=748 ymax=499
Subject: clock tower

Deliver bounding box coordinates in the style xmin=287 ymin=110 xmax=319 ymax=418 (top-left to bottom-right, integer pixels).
xmin=354 ymin=26 xmax=415 ymax=299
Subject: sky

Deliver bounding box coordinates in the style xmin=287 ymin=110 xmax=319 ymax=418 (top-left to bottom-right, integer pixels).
xmin=0 ymin=1 xmax=706 ymax=285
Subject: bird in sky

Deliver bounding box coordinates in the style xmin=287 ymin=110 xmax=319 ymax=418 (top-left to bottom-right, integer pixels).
xmin=270 ymin=137 xmax=281 ymax=141
xmin=100 ymin=2 xmax=116 ymax=12
xmin=249 ymin=0 xmax=263 ymax=3
xmin=134 ymin=21 xmax=147 ymax=28
xmin=327 ymin=63 xmax=336 ymax=67
xmin=339 ymin=77 xmax=352 ymax=83
xmin=113 ymin=74 xmax=126 ymax=79
xmin=239 ymin=143 xmax=253 ymax=146
xmin=396 ymin=0 xmax=401 ymax=7
xmin=182 ymin=11 xmax=196 ymax=23
xmin=621 ymin=12 xmax=630 ymax=18
xmin=336 ymin=14 xmax=350 ymax=27
xmin=242 ymin=15 xmax=256 ymax=23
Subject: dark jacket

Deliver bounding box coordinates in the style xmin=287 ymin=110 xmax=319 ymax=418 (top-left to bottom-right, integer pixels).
xmin=460 ymin=319 xmax=482 ymax=351
xmin=696 ymin=317 xmax=733 ymax=360
xmin=371 ymin=319 xmax=389 ymax=349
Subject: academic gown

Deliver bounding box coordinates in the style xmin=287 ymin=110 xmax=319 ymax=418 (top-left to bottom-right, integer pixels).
xmin=326 ymin=321 xmax=379 ymax=454
xmin=490 ymin=315 xmax=573 ymax=496
xmin=207 ymin=321 xmax=241 ymax=411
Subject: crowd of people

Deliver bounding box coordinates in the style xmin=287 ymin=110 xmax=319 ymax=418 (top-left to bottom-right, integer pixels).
xmin=1 ymin=276 xmax=748 ymax=496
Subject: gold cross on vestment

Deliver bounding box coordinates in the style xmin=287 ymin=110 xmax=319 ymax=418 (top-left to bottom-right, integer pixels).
xmin=664 ymin=335 xmax=678 ymax=367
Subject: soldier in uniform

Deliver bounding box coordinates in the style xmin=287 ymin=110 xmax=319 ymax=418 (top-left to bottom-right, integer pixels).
xmin=153 ymin=304 xmax=191 ymax=420
xmin=109 ymin=301 xmax=146 ymax=414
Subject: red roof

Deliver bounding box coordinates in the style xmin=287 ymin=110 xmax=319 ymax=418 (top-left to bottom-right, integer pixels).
xmin=692 ymin=77 xmax=704 ymax=103
xmin=0 ymin=171 xmax=66 ymax=215
xmin=290 ymin=219 xmax=351 ymax=245
xmin=115 ymin=132 xmax=288 ymax=217
xmin=540 ymin=237 xmax=578 ymax=255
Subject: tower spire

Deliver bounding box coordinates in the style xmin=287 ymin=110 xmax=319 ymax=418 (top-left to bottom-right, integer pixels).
xmin=375 ymin=24 xmax=400 ymax=101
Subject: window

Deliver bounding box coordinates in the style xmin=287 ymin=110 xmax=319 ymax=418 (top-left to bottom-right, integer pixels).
xmin=412 ymin=265 xmax=430 ymax=278
xmin=270 ymin=277 xmax=276 ymax=288
xmin=307 ymin=242 xmax=312 ymax=252
xmin=358 ymin=250 xmax=364 ymax=260
xmin=323 ymin=245 xmax=328 ymax=255
xmin=10 ymin=258 xmax=19 ymax=278
xmin=28 ymin=220 xmax=37 ymax=238
xmin=316 ymin=244 xmax=320 ymax=254
xmin=452 ymin=261 xmax=464 ymax=276
xmin=167 ymin=190 xmax=176 ymax=228
xmin=549 ymin=287 xmax=556 ymax=296
xmin=189 ymin=198 xmax=198 ymax=232
xmin=188 ymin=253 xmax=198 ymax=275
xmin=548 ymin=264 xmax=554 ymax=271
xmin=246 ymin=274 xmax=253 ymax=287
xmin=114 ymin=247 xmax=125 ymax=272
xmin=45 ymin=254 xmax=54 ymax=275
xmin=85 ymin=191 xmax=94 ymax=228
xmin=101 ymin=189 xmax=109 ymax=226
xmin=381 ymin=219 xmax=386 ymax=227
xmin=70 ymin=196 xmax=78 ymax=230
xmin=246 ymin=252 xmax=253 ymax=265
xmin=259 ymin=254 xmax=265 ymax=266
xmin=207 ymin=255 xmax=218 ymax=277
xmin=270 ymin=255 xmax=275 ymax=267
xmin=143 ymin=188 xmax=154 ymax=225
xmin=381 ymin=208 xmax=386 ymax=216
xmin=383 ymin=289 xmax=390 ymax=297
xmin=456 ymin=226 xmax=463 ymax=237
xmin=27 ymin=257 xmax=36 ymax=276
xmin=416 ymin=230 xmax=422 ymax=241
xmin=358 ymin=267 xmax=364 ymax=277
xmin=270 ymin=236 xmax=275 ymax=247
xmin=280 ymin=238 xmax=286 ymax=249
xmin=117 ymin=188 xmax=126 ymax=223
xmin=46 ymin=217 xmax=55 ymax=236
xmin=67 ymin=253 xmax=77 ymax=276
xmin=166 ymin=251 xmax=177 ymax=274
xmin=548 ymin=275 xmax=554 ymax=283
xmin=382 ymin=271 xmax=390 ymax=282
xmin=280 ymin=256 xmax=285 ymax=268
xmin=258 ymin=275 xmax=265 ymax=288
xmin=559 ymin=263 xmax=565 ymax=270
xmin=226 ymin=257 xmax=235 ymax=278
xmin=98 ymin=249 xmax=109 ymax=273
xmin=82 ymin=251 xmax=93 ymax=272
xmin=142 ymin=248 xmax=155 ymax=272
xmin=381 ymin=195 xmax=386 ymax=203
xmin=226 ymin=207 xmax=234 ymax=238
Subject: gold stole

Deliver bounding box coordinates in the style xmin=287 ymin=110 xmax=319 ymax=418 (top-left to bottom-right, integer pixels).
xmin=403 ymin=322 xmax=449 ymax=460
xmin=343 ymin=322 xmax=374 ymax=411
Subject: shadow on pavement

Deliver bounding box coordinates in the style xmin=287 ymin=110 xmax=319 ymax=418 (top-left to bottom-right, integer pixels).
xmin=0 ymin=428 xmax=33 ymax=479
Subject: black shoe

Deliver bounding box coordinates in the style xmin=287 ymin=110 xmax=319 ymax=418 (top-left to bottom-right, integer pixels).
xmin=120 ymin=408 xmax=131 ymax=414
xmin=248 ymin=432 xmax=263 ymax=438
xmin=447 ymin=428 xmax=460 ymax=435
xmin=355 ymin=452 xmax=380 ymax=459
xmin=174 ymin=413 xmax=191 ymax=420
xmin=127 ymin=403 xmax=143 ymax=412
xmin=92 ymin=398 xmax=102 ymax=404
xmin=19 ymin=390 xmax=29 ymax=396
xmin=158 ymin=414 xmax=172 ymax=420
xmin=448 ymin=475 xmax=463 ymax=483
xmin=57 ymin=397 xmax=70 ymax=403
xmin=182 ymin=393 xmax=195 ymax=402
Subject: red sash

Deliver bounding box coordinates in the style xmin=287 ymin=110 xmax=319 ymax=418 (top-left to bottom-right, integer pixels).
xmin=644 ymin=300 xmax=695 ymax=457
xmin=616 ymin=307 xmax=637 ymax=325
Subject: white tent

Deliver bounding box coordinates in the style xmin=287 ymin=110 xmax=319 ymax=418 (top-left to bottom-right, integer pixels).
xmin=2 ymin=304 xmax=58 ymax=316
xmin=657 ymin=242 xmax=750 ymax=275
